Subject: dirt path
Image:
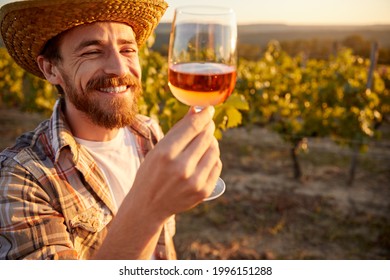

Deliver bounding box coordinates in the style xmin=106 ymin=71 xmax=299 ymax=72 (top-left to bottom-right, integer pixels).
xmin=175 ymin=127 xmax=390 ymax=259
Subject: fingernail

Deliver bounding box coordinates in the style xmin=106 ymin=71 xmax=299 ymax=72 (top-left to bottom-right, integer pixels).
xmin=208 ymin=106 xmax=215 ymax=117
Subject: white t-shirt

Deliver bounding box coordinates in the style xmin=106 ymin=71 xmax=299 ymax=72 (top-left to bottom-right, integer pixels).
xmin=75 ymin=128 xmax=140 ymax=210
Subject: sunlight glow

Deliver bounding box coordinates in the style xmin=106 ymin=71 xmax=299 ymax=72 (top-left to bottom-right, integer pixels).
xmin=162 ymin=0 xmax=390 ymax=25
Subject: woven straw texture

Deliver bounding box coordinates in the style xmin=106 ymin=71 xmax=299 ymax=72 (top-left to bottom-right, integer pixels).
xmin=0 ymin=0 xmax=168 ymax=78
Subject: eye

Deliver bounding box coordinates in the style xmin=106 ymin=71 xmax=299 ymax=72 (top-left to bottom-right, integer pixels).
xmin=81 ymin=49 xmax=102 ymax=56
xmin=121 ymin=46 xmax=138 ymax=55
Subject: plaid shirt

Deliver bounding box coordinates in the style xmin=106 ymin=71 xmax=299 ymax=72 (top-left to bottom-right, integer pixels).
xmin=0 ymin=99 xmax=176 ymax=260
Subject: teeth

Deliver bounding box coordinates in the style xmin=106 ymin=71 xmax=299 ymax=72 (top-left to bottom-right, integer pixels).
xmin=99 ymin=86 xmax=127 ymax=93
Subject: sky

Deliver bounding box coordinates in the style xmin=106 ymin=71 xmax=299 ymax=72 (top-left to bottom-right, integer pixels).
xmin=161 ymin=0 xmax=390 ymax=25
xmin=0 ymin=0 xmax=389 ymax=26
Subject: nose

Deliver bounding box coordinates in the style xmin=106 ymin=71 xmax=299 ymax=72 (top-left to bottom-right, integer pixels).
xmin=103 ymin=50 xmax=129 ymax=77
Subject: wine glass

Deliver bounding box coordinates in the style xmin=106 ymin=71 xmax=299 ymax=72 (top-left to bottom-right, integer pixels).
xmin=168 ymin=6 xmax=238 ymax=200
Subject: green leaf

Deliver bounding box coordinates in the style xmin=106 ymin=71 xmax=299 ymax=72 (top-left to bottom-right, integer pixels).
xmin=214 ymin=106 xmax=228 ymax=130
xmin=214 ymin=128 xmax=223 ymax=140
xmin=224 ymin=93 xmax=249 ymax=111
xmin=225 ymin=106 xmax=243 ymax=128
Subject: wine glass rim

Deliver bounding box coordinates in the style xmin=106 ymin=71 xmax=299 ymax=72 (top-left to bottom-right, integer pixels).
xmin=175 ymin=5 xmax=234 ymax=16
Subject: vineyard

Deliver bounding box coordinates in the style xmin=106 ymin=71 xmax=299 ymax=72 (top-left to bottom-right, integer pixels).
xmin=1 ymin=36 xmax=389 ymax=182
xmin=0 ymin=35 xmax=389 ymax=259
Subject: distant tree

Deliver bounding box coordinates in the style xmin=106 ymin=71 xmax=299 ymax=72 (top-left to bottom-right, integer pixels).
xmin=342 ymin=35 xmax=371 ymax=58
xmin=378 ymin=48 xmax=390 ymax=65
xmin=237 ymin=43 xmax=262 ymax=60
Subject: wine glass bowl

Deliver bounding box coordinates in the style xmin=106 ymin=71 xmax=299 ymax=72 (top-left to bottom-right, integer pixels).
xmin=168 ymin=62 xmax=237 ymax=107
xmin=168 ymin=6 xmax=237 ymax=200
xmin=168 ymin=6 xmax=237 ymax=108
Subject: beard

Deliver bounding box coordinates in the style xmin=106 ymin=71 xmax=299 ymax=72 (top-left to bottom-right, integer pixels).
xmin=62 ymin=73 xmax=142 ymax=129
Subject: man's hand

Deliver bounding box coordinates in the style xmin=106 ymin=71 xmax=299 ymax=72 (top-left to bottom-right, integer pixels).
xmin=131 ymin=106 xmax=222 ymax=218
xmin=94 ymin=106 xmax=222 ymax=259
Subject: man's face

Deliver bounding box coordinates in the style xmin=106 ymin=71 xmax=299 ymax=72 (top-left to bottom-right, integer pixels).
xmin=55 ymin=22 xmax=142 ymax=129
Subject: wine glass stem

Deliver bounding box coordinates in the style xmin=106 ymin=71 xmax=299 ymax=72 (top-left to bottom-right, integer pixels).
xmin=194 ymin=106 xmax=204 ymax=113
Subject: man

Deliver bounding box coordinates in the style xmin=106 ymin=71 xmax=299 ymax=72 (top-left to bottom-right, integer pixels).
xmin=0 ymin=0 xmax=222 ymax=259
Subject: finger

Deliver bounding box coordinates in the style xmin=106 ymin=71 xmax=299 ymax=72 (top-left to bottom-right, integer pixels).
xmin=158 ymin=106 xmax=215 ymax=158
xmin=179 ymin=121 xmax=216 ymax=178
xmin=188 ymin=137 xmax=222 ymax=198
xmin=172 ymin=106 xmax=215 ymax=142
xmin=204 ymin=159 xmax=223 ymax=198
xmin=198 ymin=138 xmax=222 ymax=180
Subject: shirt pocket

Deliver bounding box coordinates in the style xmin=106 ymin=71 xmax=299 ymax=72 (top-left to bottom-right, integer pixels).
xmin=69 ymin=201 xmax=112 ymax=233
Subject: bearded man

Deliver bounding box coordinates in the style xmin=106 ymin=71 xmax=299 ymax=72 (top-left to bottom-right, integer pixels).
xmin=0 ymin=0 xmax=221 ymax=260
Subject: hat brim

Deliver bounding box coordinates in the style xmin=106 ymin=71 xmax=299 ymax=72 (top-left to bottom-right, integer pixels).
xmin=0 ymin=0 xmax=168 ymax=78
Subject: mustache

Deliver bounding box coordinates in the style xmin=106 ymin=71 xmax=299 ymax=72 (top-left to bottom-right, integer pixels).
xmin=86 ymin=74 xmax=141 ymax=91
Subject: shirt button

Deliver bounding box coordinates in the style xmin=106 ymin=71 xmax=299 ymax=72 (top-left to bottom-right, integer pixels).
xmin=92 ymin=220 xmax=101 ymax=230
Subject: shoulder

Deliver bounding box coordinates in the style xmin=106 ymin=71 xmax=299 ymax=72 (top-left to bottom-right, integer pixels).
xmin=0 ymin=119 xmax=54 ymax=180
xmin=1 ymin=119 xmax=51 ymax=159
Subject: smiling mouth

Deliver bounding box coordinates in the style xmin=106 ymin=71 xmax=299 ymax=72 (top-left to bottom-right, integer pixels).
xmin=99 ymin=86 xmax=128 ymax=94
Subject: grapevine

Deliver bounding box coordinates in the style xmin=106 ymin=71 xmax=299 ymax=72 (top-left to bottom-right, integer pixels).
xmin=1 ymin=36 xmax=389 ymax=183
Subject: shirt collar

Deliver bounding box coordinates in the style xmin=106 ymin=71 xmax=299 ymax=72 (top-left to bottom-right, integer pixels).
xmin=50 ymin=99 xmax=80 ymax=164
xmin=49 ymin=98 xmax=154 ymax=163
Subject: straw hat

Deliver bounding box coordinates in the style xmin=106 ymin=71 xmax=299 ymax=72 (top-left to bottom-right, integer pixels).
xmin=0 ymin=0 xmax=168 ymax=78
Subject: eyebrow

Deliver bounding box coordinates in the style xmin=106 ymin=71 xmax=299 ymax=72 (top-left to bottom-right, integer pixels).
xmin=74 ymin=39 xmax=137 ymax=53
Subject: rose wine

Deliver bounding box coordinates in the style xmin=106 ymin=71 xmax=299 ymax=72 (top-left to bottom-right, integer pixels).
xmin=168 ymin=62 xmax=236 ymax=107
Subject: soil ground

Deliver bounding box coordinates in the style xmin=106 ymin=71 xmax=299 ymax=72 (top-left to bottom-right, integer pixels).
xmin=1 ymin=108 xmax=389 ymax=259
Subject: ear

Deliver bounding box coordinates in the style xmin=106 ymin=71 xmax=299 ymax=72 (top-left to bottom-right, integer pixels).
xmin=36 ymin=55 xmax=62 ymax=85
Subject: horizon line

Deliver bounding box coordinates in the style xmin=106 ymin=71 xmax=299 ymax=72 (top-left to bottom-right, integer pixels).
xmin=159 ymin=21 xmax=390 ymax=27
